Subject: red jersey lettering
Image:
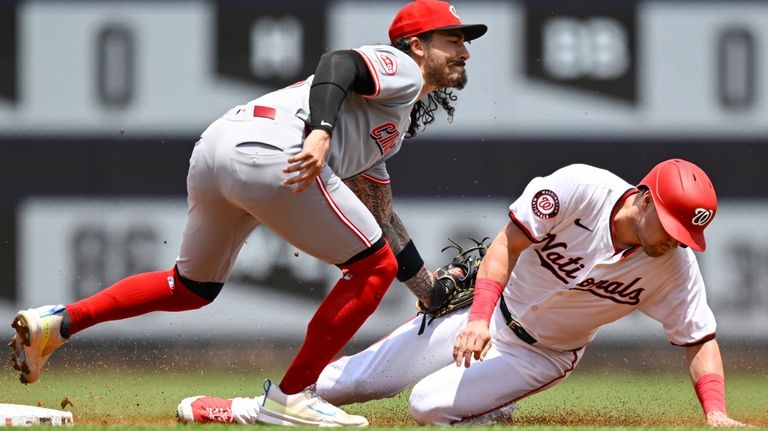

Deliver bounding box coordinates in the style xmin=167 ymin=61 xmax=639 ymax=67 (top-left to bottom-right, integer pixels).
xmin=370 ymin=122 xmax=400 ymax=155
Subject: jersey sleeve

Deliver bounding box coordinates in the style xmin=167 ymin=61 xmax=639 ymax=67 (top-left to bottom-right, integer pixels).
xmin=638 ymin=249 xmax=717 ymax=346
xmin=508 ymin=166 xmax=580 ymax=242
xmin=352 ymin=45 xmax=423 ymax=105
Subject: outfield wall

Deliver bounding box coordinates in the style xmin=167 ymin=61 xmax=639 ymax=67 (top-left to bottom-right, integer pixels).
xmin=5 ymin=195 xmax=768 ymax=345
xmin=1 ymin=0 xmax=767 ymax=345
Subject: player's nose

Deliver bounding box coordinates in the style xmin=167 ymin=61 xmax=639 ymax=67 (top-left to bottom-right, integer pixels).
xmin=460 ymin=44 xmax=470 ymax=61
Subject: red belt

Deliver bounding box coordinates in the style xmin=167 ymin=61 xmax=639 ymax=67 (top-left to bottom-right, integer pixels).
xmin=253 ymin=105 xmax=276 ymax=120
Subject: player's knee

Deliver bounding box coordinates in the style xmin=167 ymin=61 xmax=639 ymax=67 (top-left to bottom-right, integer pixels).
xmin=316 ymin=360 xmax=376 ymax=405
xmin=408 ymin=383 xmax=449 ymax=425
xmin=174 ymin=266 xmax=223 ymax=307
xmin=338 ymin=239 xmax=397 ymax=308
xmin=342 ymin=237 xmax=397 ymax=274
xmin=321 ymin=380 xmax=396 ymax=407
xmin=367 ymin=242 xmax=398 ymax=288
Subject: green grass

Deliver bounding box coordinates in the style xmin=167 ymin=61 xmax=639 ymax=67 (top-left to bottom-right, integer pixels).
xmin=2 ymin=366 xmax=767 ymax=429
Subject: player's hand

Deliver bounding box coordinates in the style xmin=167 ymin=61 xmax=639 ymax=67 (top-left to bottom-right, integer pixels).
xmin=283 ymin=129 xmax=331 ymax=194
xmin=453 ymin=320 xmax=491 ymax=368
xmin=706 ymin=411 xmax=749 ymax=427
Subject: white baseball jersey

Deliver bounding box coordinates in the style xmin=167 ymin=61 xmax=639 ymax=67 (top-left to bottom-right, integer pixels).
xmin=314 ymin=164 xmax=718 ymax=425
xmin=506 ymin=163 xmax=716 ymax=350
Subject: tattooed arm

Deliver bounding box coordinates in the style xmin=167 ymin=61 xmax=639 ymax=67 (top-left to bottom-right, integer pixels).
xmin=345 ymin=175 xmax=434 ymax=305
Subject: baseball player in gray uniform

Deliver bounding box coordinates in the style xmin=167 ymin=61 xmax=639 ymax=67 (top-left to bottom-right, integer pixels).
xmin=177 ymin=159 xmax=747 ymax=427
xmin=10 ymin=1 xmax=486 ymax=427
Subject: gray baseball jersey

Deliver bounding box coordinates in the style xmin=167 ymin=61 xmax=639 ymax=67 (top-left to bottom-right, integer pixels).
xmin=176 ymin=45 xmax=423 ymax=282
xmin=237 ymin=44 xmax=423 ymax=180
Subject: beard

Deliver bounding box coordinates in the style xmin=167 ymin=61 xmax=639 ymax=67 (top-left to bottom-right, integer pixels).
xmin=424 ymin=56 xmax=468 ymax=89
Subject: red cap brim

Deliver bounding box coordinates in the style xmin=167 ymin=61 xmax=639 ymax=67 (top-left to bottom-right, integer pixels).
xmin=655 ymin=200 xmax=707 ymax=252
xmin=435 ymin=24 xmax=488 ymax=41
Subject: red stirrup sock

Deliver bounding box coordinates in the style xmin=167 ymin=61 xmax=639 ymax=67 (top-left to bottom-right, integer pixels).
xmin=279 ymin=244 xmax=397 ymax=394
xmin=65 ymin=267 xmax=212 ymax=337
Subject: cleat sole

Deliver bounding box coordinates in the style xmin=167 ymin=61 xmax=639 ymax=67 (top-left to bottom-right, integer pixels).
xmin=11 ymin=314 xmax=31 ymax=347
xmin=8 ymin=307 xmax=68 ymax=385
xmin=10 ymin=313 xmax=33 ymax=384
xmin=9 ymin=336 xmax=26 ymax=373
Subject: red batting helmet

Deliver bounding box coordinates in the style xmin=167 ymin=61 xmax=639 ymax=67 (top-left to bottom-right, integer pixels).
xmin=388 ymin=0 xmax=488 ymax=42
xmin=638 ymin=159 xmax=717 ymax=252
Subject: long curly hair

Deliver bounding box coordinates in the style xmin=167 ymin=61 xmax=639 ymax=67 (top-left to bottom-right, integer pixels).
xmin=392 ymin=33 xmax=458 ymax=139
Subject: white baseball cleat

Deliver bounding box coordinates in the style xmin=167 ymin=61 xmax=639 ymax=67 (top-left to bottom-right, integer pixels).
xmin=176 ymin=395 xmax=262 ymax=424
xmin=9 ymin=305 xmax=68 ymax=384
xmin=257 ymin=379 xmax=369 ymax=427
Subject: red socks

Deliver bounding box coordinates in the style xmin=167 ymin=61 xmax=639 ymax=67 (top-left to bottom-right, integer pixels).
xmin=279 ymin=244 xmax=397 ymax=394
xmin=65 ymin=267 xmax=211 ymax=337
xmin=64 ymin=242 xmax=397 ymax=395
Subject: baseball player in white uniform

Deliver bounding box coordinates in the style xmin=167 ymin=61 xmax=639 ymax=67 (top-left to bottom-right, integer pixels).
xmin=10 ymin=1 xmax=486 ymax=427
xmin=177 ymin=159 xmax=746 ymax=427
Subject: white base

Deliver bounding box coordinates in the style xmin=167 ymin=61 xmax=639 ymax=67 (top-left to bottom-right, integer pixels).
xmin=0 ymin=404 xmax=74 ymax=426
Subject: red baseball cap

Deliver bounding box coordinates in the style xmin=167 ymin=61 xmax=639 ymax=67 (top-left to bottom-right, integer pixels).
xmin=638 ymin=159 xmax=718 ymax=252
xmin=389 ymin=0 xmax=488 ymax=42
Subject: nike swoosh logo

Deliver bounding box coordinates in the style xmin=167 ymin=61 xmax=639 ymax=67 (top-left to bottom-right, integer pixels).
xmin=574 ymin=218 xmax=593 ymax=232
xmin=308 ymin=405 xmax=337 ymax=417
xmin=320 ymin=120 xmax=333 ymax=128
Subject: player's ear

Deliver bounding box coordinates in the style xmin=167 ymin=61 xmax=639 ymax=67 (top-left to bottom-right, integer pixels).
xmin=641 ymin=190 xmax=655 ymax=210
xmin=409 ymin=36 xmax=427 ymax=58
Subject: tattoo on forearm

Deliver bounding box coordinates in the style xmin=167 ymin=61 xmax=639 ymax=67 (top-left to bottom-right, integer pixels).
xmin=386 ymin=211 xmax=410 ymax=254
xmin=404 ymin=265 xmax=434 ymax=306
xmin=345 ymin=176 xmax=433 ymax=302
xmin=344 ymin=176 xmax=408 ymax=253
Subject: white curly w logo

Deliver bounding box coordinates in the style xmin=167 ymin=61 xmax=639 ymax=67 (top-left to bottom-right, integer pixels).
xmin=692 ymin=208 xmax=714 ymax=226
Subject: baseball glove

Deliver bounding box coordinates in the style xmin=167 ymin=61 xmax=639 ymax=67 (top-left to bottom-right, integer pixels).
xmin=417 ymin=237 xmax=489 ymax=335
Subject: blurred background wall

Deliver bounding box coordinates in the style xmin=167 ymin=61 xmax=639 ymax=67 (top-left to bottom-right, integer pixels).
xmin=0 ymin=0 xmax=767 ymax=352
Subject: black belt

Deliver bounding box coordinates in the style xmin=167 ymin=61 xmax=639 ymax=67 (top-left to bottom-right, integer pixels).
xmin=499 ymin=297 xmax=538 ymax=345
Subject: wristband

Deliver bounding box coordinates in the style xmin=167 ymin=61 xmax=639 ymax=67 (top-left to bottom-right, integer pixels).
xmin=395 ymin=240 xmax=424 ymax=282
xmin=694 ymin=373 xmax=726 ymax=414
xmin=468 ymin=278 xmax=504 ymax=324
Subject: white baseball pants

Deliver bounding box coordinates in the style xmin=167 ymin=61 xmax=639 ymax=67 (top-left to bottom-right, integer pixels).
xmin=316 ymin=307 xmax=586 ymax=425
